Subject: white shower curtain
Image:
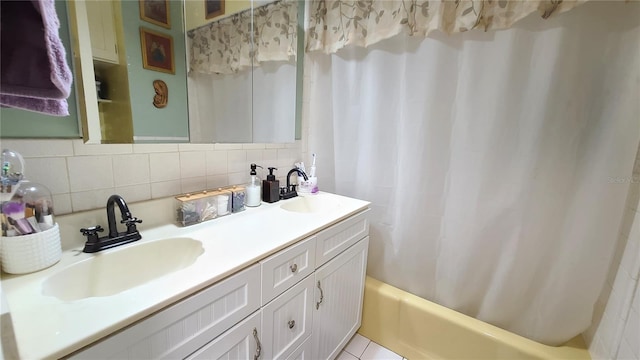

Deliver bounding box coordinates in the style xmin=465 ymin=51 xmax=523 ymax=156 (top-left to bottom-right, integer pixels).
xmin=306 ymin=1 xmax=640 ymax=345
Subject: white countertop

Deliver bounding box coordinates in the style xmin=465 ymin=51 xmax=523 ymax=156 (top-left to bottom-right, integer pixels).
xmin=0 ymin=192 xmax=369 ymax=359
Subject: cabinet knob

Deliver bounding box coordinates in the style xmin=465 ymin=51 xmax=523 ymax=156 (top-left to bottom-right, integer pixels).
xmin=288 ymin=320 xmax=296 ymax=329
xmin=290 ymin=263 xmax=298 ymax=273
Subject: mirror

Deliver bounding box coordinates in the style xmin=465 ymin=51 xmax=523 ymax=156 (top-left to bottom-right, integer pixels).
xmin=67 ymin=0 xmax=302 ymax=144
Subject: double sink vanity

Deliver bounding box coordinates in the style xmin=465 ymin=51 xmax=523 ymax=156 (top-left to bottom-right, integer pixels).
xmin=1 ymin=192 xmax=370 ymax=359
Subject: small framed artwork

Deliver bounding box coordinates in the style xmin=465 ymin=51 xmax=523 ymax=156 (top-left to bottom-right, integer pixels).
xmin=139 ymin=0 xmax=171 ymax=29
xmin=140 ymin=28 xmax=174 ymax=74
xmin=205 ymin=0 xmax=225 ymax=19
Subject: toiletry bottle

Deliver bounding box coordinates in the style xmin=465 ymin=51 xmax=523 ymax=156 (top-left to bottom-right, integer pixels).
xmin=309 ymin=153 xmax=319 ymax=193
xmin=246 ymin=163 xmax=262 ymax=207
xmin=262 ymin=167 xmax=280 ymax=203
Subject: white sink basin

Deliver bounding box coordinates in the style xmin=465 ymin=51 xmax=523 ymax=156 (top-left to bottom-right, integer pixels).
xmin=42 ymin=237 xmax=204 ymax=301
xmin=280 ymin=194 xmax=342 ymax=213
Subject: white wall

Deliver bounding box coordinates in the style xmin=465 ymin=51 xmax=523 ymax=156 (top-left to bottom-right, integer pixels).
xmin=0 ymin=139 xmax=303 ymax=215
xmin=585 ymin=145 xmax=640 ymax=360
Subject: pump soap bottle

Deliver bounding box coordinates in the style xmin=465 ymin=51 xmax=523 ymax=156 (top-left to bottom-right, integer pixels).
xmin=246 ymin=163 xmax=262 ymax=207
xmin=262 ymin=167 xmax=280 ymax=203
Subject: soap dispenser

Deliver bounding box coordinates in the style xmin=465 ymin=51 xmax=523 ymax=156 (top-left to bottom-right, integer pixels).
xmin=262 ymin=167 xmax=280 ymax=203
xmin=246 ymin=163 xmax=262 ymax=207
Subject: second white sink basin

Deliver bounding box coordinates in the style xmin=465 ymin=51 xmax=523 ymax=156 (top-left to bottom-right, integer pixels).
xmin=280 ymin=193 xmax=342 ymax=213
xmin=42 ymin=237 xmax=204 ymax=301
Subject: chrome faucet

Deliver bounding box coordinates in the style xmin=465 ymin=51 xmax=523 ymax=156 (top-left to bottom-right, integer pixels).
xmin=281 ymin=168 xmax=308 ymax=200
xmin=81 ymin=195 xmax=142 ymax=253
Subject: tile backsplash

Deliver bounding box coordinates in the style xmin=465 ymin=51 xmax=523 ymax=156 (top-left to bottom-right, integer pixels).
xmin=0 ymin=139 xmax=303 ymax=215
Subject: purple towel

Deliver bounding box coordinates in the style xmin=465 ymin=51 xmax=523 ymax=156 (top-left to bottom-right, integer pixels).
xmin=0 ymin=0 xmax=73 ymax=116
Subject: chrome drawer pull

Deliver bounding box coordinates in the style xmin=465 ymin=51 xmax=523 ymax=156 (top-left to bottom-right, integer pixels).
xmin=253 ymin=328 xmax=262 ymax=360
xmin=288 ymin=320 xmax=296 ymax=329
xmin=290 ymin=263 xmax=298 ymax=273
xmin=316 ymin=281 xmax=324 ymax=309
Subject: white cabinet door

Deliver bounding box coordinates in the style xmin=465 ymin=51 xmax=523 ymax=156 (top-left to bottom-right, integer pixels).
xmin=85 ymin=0 xmax=118 ymax=63
xmin=187 ymin=311 xmax=262 ymax=360
xmin=312 ymin=237 xmax=369 ymax=360
xmin=285 ymin=336 xmax=313 ymax=360
xmin=72 ymin=265 xmax=261 ymax=359
xmin=262 ymin=275 xmax=315 ymax=360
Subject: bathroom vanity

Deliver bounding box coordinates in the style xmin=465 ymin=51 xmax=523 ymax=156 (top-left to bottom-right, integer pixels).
xmin=0 ymin=192 xmax=370 ymax=359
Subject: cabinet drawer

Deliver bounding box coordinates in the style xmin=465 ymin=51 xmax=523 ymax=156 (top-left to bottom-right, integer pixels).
xmin=285 ymin=336 xmax=312 ymax=360
xmin=315 ymin=209 xmax=369 ymax=267
xmin=261 ymin=275 xmax=315 ymax=360
xmin=71 ymin=264 xmax=261 ymax=360
xmin=261 ymin=236 xmax=316 ymax=305
xmin=186 ymin=310 xmax=261 ymax=360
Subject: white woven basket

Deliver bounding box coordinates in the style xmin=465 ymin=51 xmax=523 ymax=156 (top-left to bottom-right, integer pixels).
xmin=1 ymin=223 xmax=61 ymax=274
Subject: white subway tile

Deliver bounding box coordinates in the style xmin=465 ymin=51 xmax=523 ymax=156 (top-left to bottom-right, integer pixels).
xmin=246 ymin=150 xmax=263 ymax=164
xmin=265 ymin=143 xmax=286 ymax=149
xmin=67 ymin=156 xmax=114 ymax=192
xmin=277 ymin=148 xmax=292 ymax=160
xmin=214 ymin=143 xmax=243 ymax=150
xmin=285 ymin=141 xmax=300 ymax=149
xmin=589 ymin=335 xmax=609 ymax=360
xmin=227 ymin=172 xmax=245 ymax=186
xmin=132 ymin=143 xmax=179 ymax=153
xmin=181 ymin=176 xmax=207 ymax=193
xmin=149 ymin=153 xmax=180 ymax=182
xmin=277 ymin=158 xmax=295 ymax=170
xmin=72 ymin=140 xmax=132 ymax=156
xmin=0 ymin=139 xmax=74 ymax=157
xmin=24 ymin=157 xmax=70 ymax=194
xmin=112 ymin=154 xmax=150 ymax=187
xmin=263 ymin=149 xmax=277 ymax=162
xmin=52 ymin=193 xmax=72 ymax=215
xmin=617 ymin=338 xmax=636 ymax=360
xmin=178 ymin=143 xmax=214 ymax=152
xmin=71 ymin=188 xmax=116 ymax=212
xmin=179 ymin=151 xmax=206 ymax=178
xmin=628 ymin=183 xmax=639 ymax=211
xmin=620 ymin=220 xmax=639 ymax=280
xmin=242 ymin=143 xmax=266 ymax=150
xmin=206 ymin=151 xmax=228 ymax=175
xmin=597 ymin=311 xmax=618 ymax=357
xmin=633 ymin=280 xmax=640 ymax=314
xmin=227 ymin=150 xmax=247 ymax=173
xmin=207 ymin=175 xmax=228 ymax=189
xmin=151 ymin=180 xmax=181 ymax=198
xmin=623 ymin=307 xmax=639 ymax=357
xmin=114 ymin=184 xmax=151 ymax=204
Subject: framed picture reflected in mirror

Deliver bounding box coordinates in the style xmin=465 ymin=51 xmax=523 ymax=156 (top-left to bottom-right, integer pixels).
xmin=140 ymin=27 xmax=175 ymax=74
xmin=205 ymin=0 xmax=225 ymax=19
xmin=139 ymin=0 xmax=171 ymax=29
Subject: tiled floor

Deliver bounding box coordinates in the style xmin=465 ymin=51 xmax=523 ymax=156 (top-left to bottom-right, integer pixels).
xmin=338 ymin=333 xmax=406 ymax=360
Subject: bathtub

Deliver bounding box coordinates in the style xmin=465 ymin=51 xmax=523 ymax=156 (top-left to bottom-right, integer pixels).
xmin=358 ymin=277 xmax=591 ymax=360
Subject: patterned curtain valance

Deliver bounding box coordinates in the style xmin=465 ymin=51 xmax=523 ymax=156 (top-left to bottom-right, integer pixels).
xmin=306 ymin=0 xmax=587 ymax=54
xmin=188 ymin=0 xmax=298 ymax=75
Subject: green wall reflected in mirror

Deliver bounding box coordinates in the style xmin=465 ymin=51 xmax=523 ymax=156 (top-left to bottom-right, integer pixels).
xmin=0 ymin=0 xmax=81 ymax=139
xmin=0 ymin=0 xmax=303 ymax=144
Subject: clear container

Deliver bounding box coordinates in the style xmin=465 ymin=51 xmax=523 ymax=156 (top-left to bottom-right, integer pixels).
xmin=223 ymin=186 xmax=246 ymax=213
xmin=1 ymin=181 xmax=54 ymax=236
xmin=1 ymin=149 xmax=25 ymax=202
xmin=175 ymin=189 xmax=232 ymax=227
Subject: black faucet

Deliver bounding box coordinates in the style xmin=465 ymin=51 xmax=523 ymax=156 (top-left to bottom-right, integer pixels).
xmin=81 ymin=195 xmax=142 ymax=253
xmin=281 ymin=168 xmax=308 ymax=200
